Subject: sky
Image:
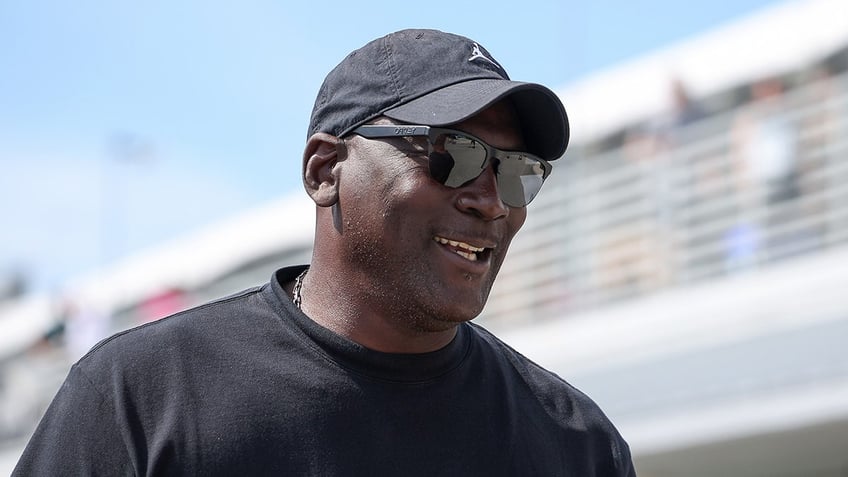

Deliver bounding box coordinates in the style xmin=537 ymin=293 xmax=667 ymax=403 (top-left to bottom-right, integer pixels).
xmin=0 ymin=0 xmax=790 ymax=293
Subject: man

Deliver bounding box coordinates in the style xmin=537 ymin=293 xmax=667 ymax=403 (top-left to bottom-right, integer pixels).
xmin=15 ymin=29 xmax=636 ymax=476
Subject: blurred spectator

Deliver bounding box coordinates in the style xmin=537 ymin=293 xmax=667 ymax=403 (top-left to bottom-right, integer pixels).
xmin=667 ymin=77 xmax=707 ymax=132
xmin=608 ymin=78 xmax=705 ymax=287
xmin=648 ymin=77 xmax=709 ymax=153
xmin=732 ymin=76 xmax=800 ymax=203
xmin=727 ymin=76 xmax=804 ymax=264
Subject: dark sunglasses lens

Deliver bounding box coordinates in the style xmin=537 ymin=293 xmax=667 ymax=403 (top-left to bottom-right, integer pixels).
xmin=496 ymin=155 xmax=548 ymax=207
xmin=427 ymin=131 xmax=548 ymax=207
xmin=428 ymin=150 xmax=454 ymax=184
xmin=430 ymin=133 xmax=488 ymax=187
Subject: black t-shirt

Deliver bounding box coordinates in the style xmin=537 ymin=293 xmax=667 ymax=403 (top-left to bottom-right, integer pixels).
xmin=14 ymin=266 xmax=636 ymax=476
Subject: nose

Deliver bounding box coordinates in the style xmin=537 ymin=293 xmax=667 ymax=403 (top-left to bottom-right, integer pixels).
xmin=455 ymin=164 xmax=509 ymax=220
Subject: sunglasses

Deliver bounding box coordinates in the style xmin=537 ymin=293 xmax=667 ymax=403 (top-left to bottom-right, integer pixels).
xmin=351 ymin=125 xmax=552 ymax=207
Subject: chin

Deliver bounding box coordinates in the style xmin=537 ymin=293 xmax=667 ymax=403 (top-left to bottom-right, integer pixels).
xmin=438 ymin=300 xmax=487 ymax=325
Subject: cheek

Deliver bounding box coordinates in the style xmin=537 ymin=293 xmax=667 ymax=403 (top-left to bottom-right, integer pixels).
xmin=367 ymin=157 xmax=436 ymax=212
xmin=340 ymin=162 xmax=431 ymax=230
xmin=375 ymin=174 xmax=438 ymax=227
xmin=352 ymin=145 xmax=428 ymax=195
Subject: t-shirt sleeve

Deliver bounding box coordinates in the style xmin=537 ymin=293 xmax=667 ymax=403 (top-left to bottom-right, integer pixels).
xmin=12 ymin=364 xmax=134 ymax=476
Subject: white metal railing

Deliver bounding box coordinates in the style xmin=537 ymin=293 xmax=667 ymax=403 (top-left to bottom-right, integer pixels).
xmin=482 ymin=72 xmax=848 ymax=327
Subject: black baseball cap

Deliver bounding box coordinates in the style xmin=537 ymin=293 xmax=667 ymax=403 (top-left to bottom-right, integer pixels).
xmin=308 ymin=29 xmax=569 ymax=161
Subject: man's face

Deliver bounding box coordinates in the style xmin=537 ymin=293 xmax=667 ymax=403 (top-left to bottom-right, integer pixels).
xmin=337 ymin=100 xmax=528 ymax=329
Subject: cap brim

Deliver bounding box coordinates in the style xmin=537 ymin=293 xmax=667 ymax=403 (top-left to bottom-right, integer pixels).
xmin=383 ymin=79 xmax=569 ymax=160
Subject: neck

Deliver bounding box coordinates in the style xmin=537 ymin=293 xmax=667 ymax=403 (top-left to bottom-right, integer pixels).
xmin=295 ymin=264 xmax=459 ymax=354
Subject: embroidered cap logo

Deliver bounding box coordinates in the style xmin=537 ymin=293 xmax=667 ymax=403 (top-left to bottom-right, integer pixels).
xmin=468 ymin=42 xmax=502 ymax=71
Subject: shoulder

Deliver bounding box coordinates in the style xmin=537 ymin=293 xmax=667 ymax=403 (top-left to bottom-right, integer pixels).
xmin=467 ymin=322 xmax=594 ymax=409
xmin=74 ymin=284 xmax=274 ymax=381
xmin=466 ymin=322 xmax=634 ymax=468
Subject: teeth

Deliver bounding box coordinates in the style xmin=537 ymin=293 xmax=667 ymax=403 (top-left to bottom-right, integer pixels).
xmin=434 ymin=236 xmax=485 ymax=262
xmin=434 ymin=236 xmax=485 ymax=252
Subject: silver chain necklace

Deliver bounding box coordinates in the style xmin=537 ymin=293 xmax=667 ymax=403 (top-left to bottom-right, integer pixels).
xmin=292 ymin=268 xmax=308 ymax=310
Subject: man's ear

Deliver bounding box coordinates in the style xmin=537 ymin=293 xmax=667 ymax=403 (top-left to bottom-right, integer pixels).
xmin=303 ymin=132 xmax=346 ymax=207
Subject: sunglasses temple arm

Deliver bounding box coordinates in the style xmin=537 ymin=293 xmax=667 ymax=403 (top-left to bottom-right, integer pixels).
xmin=352 ymin=125 xmax=432 ymax=139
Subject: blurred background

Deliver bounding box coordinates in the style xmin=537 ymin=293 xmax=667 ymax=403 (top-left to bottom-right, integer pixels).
xmin=2 ymin=0 xmax=847 ymax=475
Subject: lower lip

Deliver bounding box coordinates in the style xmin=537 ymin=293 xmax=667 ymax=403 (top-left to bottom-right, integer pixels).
xmin=435 ymin=242 xmax=491 ymax=275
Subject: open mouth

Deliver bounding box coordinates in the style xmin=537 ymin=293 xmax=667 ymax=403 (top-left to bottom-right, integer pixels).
xmin=434 ymin=236 xmax=490 ymax=262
